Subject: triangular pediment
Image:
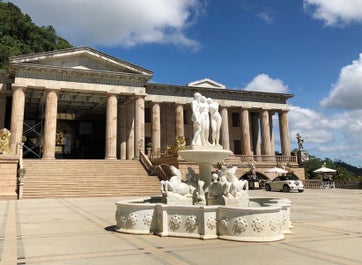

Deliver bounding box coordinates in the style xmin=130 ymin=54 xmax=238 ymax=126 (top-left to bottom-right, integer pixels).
xmin=9 ymin=47 xmax=153 ymax=78
xmin=187 ymin=78 xmax=226 ymax=89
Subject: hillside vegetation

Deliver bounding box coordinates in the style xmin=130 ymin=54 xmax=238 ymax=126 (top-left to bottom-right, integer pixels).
xmin=0 ymin=1 xmax=72 ymax=69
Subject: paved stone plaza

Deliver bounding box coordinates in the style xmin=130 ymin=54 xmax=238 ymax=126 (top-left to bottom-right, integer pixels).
xmin=0 ymin=189 xmax=361 ymax=265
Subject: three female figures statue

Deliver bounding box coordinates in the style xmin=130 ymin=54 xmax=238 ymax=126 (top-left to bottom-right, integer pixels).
xmin=191 ymin=92 xmax=222 ymax=147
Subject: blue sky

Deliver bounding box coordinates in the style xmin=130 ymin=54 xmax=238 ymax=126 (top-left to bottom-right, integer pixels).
xmin=8 ymin=0 xmax=362 ymax=167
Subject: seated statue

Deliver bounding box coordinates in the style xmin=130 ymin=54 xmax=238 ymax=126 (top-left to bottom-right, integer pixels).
xmin=163 ymin=136 xmax=186 ymax=157
xmin=226 ymin=166 xmax=248 ymax=198
xmin=208 ymin=165 xmax=249 ymax=206
xmin=0 ymin=128 xmax=11 ymax=154
xmin=160 ymin=166 xmax=194 ymax=205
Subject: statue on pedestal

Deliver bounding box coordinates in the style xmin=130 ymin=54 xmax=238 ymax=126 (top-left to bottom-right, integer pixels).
xmin=0 ymin=128 xmax=11 ymax=154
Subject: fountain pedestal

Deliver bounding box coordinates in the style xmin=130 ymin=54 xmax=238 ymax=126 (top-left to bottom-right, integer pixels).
xmin=178 ymin=146 xmax=232 ymax=190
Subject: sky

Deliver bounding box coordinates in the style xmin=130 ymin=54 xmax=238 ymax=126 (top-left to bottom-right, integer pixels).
xmin=6 ymin=0 xmax=362 ymax=167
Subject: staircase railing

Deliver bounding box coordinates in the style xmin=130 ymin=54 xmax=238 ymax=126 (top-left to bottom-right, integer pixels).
xmin=139 ymin=150 xmax=170 ymax=181
xmin=139 ymin=150 xmax=154 ymax=173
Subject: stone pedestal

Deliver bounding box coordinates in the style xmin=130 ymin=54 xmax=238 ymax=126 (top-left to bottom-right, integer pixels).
xmin=178 ymin=146 xmax=232 ymax=191
xmin=0 ymin=154 xmax=18 ymax=200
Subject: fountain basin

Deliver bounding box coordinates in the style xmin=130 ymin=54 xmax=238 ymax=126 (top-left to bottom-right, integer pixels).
xmin=115 ymin=196 xmax=292 ymax=242
xmin=178 ymin=149 xmax=232 ymax=164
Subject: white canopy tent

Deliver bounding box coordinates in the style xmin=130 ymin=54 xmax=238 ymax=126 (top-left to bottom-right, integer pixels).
xmin=313 ymin=166 xmax=337 ymax=173
xmin=313 ymin=163 xmax=336 ymax=188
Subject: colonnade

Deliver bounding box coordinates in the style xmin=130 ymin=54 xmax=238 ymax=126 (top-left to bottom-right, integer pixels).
xmin=147 ymin=103 xmax=291 ymax=158
xmin=8 ymin=87 xmax=291 ymax=160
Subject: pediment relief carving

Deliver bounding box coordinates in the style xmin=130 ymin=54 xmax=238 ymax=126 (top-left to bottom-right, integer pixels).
xmin=188 ymin=78 xmax=226 ymax=89
xmin=9 ymin=47 xmax=152 ymax=78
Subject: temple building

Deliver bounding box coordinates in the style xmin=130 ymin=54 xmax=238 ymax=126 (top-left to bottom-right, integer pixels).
xmin=0 ymin=47 xmax=294 ymax=161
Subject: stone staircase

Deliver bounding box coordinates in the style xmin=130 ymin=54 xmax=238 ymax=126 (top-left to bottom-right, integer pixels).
xmin=22 ymin=159 xmax=161 ymax=199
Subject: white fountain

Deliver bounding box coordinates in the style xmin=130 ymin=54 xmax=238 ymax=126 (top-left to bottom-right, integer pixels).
xmin=115 ymin=93 xmax=292 ymax=242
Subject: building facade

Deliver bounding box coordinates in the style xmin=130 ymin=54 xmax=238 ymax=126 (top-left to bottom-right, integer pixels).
xmin=0 ymin=47 xmax=294 ymax=164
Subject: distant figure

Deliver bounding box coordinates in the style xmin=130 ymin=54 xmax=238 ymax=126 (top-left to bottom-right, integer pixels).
xmin=296 ymin=133 xmax=304 ymax=150
xmin=191 ymin=93 xmax=202 ymax=145
xmin=207 ymin=98 xmax=222 ymax=146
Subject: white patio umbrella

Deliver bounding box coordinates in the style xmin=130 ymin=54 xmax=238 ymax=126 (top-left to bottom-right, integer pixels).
xmin=313 ymin=165 xmax=336 ymax=173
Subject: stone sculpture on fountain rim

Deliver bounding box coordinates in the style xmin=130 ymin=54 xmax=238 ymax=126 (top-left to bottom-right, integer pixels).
xmin=160 ymin=165 xmax=206 ymax=205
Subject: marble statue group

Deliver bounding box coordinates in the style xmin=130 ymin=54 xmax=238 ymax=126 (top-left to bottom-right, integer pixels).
xmin=191 ymin=92 xmax=222 ymax=146
xmin=160 ymin=93 xmax=249 ymax=206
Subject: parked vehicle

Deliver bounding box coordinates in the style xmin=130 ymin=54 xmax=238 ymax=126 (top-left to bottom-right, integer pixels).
xmin=265 ymin=175 xmax=304 ymax=192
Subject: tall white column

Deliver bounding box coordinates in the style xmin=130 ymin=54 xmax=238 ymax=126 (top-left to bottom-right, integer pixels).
xmin=126 ymin=100 xmax=135 ymax=159
xmin=105 ymin=94 xmax=117 ymax=160
xmin=118 ymin=103 xmax=127 ymax=160
xmin=260 ymin=109 xmax=272 ymax=155
xmin=134 ymin=96 xmax=145 ymax=158
xmin=279 ymin=110 xmax=291 ymax=156
xmin=42 ymin=89 xmax=58 ymax=159
xmin=251 ymin=113 xmax=261 ymax=156
xmin=221 ymin=107 xmax=230 ymax=150
xmin=241 ymin=108 xmax=251 ymax=155
xmin=269 ymin=112 xmax=275 ymax=155
xmin=175 ymin=104 xmax=184 ymax=137
xmin=10 ymin=86 xmax=26 ymax=154
xmin=152 ymin=103 xmax=161 ymax=154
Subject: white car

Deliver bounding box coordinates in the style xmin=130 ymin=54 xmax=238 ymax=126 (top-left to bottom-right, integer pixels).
xmin=265 ymin=175 xmax=304 ymax=192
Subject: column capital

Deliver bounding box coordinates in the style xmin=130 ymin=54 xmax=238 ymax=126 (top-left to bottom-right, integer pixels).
xmin=106 ymin=91 xmax=119 ymax=97
xmin=45 ymin=88 xmax=60 ymax=94
xmin=11 ymin=85 xmax=26 ymax=92
xmin=278 ymin=109 xmax=290 ymax=113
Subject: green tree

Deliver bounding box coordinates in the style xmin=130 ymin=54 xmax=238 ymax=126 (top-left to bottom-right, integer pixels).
xmin=0 ymin=1 xmax=72 ymax=69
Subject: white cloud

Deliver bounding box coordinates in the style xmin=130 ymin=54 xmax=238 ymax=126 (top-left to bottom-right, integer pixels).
xmin=286 ymin=105 xmax=362 ymax=165
xmin=9 ymin=0 xmax=204 ymax=49
xmin=287 ymin=105 xmax=334 ymax=145
xmin=257 ymin=7 xmax=275 ymax=24
xmin=244 ymin=74 xmax=288 ymax=93
xmin=303 ymin=0 xmax=362 ymax=26
xmin=320 ymin=54 xmax=362 ymax=109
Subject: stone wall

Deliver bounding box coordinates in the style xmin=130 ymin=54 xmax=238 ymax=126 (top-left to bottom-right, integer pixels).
xmin=0 ymin=154 xmax=18 ymax=200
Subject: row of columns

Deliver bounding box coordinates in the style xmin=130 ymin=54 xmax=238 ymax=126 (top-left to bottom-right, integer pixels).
xmin=9 ymin=86 xmax=146 ymax=160
xmin=8 ymin=86 xmax=290 ymax=159
xmin=148 ymin=103 xmax=291 ymax=157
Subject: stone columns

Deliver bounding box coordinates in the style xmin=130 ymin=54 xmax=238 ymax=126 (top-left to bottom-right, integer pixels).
xmin=105 ymin=94 xmax=118 ymax=160
xmin=126 ymin=100 xmax=135 ymax=159
xmin=152 ymin=103 xmax=161 ymax=154
xmin=42 ymin=89 xmax=59 ymax=159
xmin=134 ymin=96 xmax=145 ymax=157
xmin=10 ymin=86 xmax=26 ymax=154
xmin=118 ymin=103 xmax=127 ymax=160
xmin=251 ymin=113 xmax=261 ymax=156
xmin=279 ymin=110 xmax=291 ymax=156
xmin=240 ymin=108 xmax=251 ymax=155
xmin=175 ymin=104 xmax=184 ymax=137
xmin=260 ymin=109 xmax=272 ymax=155
xmin=0 ymin=92 xmax=6 ymax=129
xmin=220 ymin=107 xmax=230 ymax=150
xmin=269 ymin=112 xmax=275 ymax=155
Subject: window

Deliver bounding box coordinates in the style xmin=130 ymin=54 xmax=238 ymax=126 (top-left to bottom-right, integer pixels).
xmin=232 ymin=112 xmax=240 ymax=127
xmin=145 ymin=107 xmax=151 ymax=123
xmin=233 ymin=140 xmax=241 ymax=155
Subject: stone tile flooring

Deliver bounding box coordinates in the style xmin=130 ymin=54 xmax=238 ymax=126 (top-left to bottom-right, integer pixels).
xmin=0 ymin=189 xmax=361 ymax=265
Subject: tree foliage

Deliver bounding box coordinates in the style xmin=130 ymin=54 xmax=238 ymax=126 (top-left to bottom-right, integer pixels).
xmin=0 ymin=1 xmax=72 ymax=69
xmin=302 ymin=156 xmax=361 ymax=183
